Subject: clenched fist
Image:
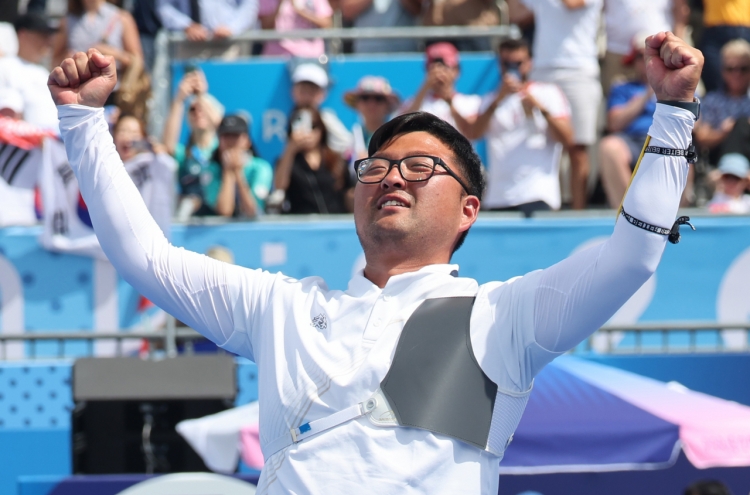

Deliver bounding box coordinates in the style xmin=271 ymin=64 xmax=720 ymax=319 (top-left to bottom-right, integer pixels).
xmin=645 ymin=32 xmax=703 ymax=102
xmin=48 ymin=49 xmax=117 ymax=108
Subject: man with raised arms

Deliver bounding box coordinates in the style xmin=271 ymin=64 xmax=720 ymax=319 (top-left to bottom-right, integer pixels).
xmin=48 ymin=33 xmax=702 ymax=494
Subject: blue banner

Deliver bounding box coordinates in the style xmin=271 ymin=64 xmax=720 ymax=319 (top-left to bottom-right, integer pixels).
xmin=1 ymin=215 xmax=750 ymax=352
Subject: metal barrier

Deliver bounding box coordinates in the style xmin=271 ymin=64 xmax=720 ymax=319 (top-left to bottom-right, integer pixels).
xmin=582 ymin=322 xmax=750 ymax=355
xmin=0 ymin=317 xmax=206 ymax=360
xmin=165 ymin=25 xmax=520 ymax=59
xmin=2 ymin=321 xmax=748 ymax=360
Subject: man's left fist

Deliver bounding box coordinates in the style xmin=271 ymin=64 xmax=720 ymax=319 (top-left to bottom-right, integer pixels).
xmin=645 ymin=32 xmax=703 ymax=102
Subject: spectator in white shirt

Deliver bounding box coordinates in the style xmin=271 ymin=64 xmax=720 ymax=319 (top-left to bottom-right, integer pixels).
xmin=508 ymin=0 xmax=603 ymax=210
xmin=0 ymin=13 xmax=60 ymax=131
xmin=455 ymin=38 xmax=574 ymax=215
xmin=399 ymin=42 xmax=481 ymax=137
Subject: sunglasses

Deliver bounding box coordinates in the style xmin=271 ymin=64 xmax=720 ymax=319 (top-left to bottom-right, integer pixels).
xmin=360 ymin=94 xmax=387 ymax=103
xmin=723 ymin=65 xmax=750 ymax=74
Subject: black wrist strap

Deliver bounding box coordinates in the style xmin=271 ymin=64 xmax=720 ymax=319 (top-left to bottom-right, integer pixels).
xmin=644 ymin=143 xmax=698 ymax=164
xmin=620 ymin=208 xmax=695 ymax=244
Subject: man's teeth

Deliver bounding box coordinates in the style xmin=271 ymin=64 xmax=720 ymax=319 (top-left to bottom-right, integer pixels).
xmin=382 ymin=200 xmax=405 ymax=208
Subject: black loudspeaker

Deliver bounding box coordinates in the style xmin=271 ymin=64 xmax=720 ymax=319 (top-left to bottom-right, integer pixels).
xmin=71 ymin=356 xmax=236 ymax=474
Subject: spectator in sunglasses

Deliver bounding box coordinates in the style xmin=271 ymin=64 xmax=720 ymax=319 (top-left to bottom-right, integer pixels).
xmin=694 ymin=39 xmax=750 ymax=165
xmin=344 ymin=76 xmax=401 ymax=162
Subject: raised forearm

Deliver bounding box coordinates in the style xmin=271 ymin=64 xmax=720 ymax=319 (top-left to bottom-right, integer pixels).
xmin=163 ymin=99 xmax=186 ymax=155
xmin=215 ymin=170 xmax=238 ymax=216
xmin=531 ymin=105 xmax=693 ymax=358
xmin=274 ymin=145 xmax=297 ymax=191
xmin=235 ymin=172 xmax=260 ymax=218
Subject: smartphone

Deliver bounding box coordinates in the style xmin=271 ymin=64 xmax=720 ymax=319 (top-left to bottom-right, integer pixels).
xmin=183 ymin=63 xmax=199 ymax=75
xmin=131 ymin=139 xmax=153 ymax=153
xmin=504 ymin=62 xmax=522 ymax=81
xmin=292 ymin=109 xmax=313 ymax=134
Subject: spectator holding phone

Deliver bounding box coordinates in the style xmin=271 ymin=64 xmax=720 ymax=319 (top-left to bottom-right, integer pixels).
xmin=271 ymin=107 xmax=353 ymax=214
xmin=290 ymin=63 xmax=353 ymax=156
xmin=453 ymin=38 xmax=573 ymax=216
xmin=162 ymin=68 xmax=225 ymax=217
xmin=399 ymin=43 xmax=481 ymax=138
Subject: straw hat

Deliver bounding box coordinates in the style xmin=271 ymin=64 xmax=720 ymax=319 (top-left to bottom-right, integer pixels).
xmin=344 ymin=76 xmax=400 ymax=111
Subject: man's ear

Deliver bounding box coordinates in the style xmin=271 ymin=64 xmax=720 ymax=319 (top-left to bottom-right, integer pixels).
xmin=459 ymin=195 xmax=480 ymax=233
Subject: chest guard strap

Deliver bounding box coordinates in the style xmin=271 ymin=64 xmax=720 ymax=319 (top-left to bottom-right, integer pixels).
xmin=264 ymin=296 xmax=498 ymax=458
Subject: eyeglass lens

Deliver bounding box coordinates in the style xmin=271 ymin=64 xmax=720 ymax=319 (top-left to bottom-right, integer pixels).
xmin=358 ymin=156 xmax=436 ymax=182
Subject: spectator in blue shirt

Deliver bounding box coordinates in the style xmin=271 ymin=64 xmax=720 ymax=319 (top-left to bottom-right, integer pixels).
xmin=694 ymin=39 xmax=750 ymax=165
xmin=598 ymin=35 xmax=656 ymax=208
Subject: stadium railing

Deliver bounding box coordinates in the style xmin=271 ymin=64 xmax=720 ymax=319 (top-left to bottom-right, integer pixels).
xmin=1 ymin=321 xmax=748 ymax=360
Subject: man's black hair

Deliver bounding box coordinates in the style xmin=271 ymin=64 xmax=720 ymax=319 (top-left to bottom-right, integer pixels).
xmin=367 ymin=111 xmax=485 ymax=254
xmin=498 ymin=38 xmax=529 ymax=53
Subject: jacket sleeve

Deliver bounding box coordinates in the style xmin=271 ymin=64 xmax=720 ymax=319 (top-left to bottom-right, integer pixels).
xmin=58 ymin=105 xmax=278 ymax=360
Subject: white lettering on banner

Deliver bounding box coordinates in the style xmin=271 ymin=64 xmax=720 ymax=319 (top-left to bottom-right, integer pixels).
xmin=570 ymin=237 xmax=657 ymax=352
xmin=263 ymin=109 xmax=287 ymax=143
xmin=0 ymin=254 xmax=25 ymax=359
xmin=261 ymin=242 xmax=287 ymax=267
xmin=717 ymin=246 xmax=750 ymax=350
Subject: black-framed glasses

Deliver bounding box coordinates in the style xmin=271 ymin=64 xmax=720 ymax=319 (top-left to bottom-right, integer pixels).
xmin=354 ymin=155 xmax=471 ymax=194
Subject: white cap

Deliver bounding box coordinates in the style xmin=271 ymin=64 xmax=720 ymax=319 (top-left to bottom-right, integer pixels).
xmin=0 ymin=88 xmax=23 ymax=114
xmin=291 ymin=63 xmax=328 ymax=89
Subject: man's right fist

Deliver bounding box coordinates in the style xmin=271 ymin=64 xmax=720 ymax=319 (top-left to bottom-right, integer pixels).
xmin=48 ymin=49 xmax=117 ymax=108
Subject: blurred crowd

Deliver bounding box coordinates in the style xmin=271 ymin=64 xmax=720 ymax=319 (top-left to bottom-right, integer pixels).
xmin=0 ymin=0 xmax=749 ymax=228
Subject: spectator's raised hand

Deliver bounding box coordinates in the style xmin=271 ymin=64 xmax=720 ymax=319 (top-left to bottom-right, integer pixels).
xmin=176 ymin=71 xmax=207 ymax=101
xmin=222 ymin=148 xmax=247 ymax=173
xmin=645 ymin=32 xmax=703 ymax=102
xmin=48 ymin=49 xmax=117 ymax=107
xmin=498 ymin=73 xmax=523 ymax=102
xmin=520 ymin=90 xmax=542 ymax=117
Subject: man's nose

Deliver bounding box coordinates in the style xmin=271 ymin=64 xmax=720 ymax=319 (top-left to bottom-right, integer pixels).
xmin=380 ymin=164 xmax=405 ymax=190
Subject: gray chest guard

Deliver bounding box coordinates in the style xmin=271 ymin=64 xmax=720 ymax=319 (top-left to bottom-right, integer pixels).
xmin=380 ymin=296 xmax=498 ymax=450
xmin=264 ymin=296 xmax=500 ymax=458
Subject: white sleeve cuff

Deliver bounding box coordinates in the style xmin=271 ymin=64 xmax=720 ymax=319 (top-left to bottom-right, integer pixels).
xmin=647 ymin=103 xmax=695 ymax=149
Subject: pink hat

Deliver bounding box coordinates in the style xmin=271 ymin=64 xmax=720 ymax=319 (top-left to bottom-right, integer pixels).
xmin=426 ymin=42 xmax=460 ymax=68
xmin=343 ymin=76 xmax=400 ymax=110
